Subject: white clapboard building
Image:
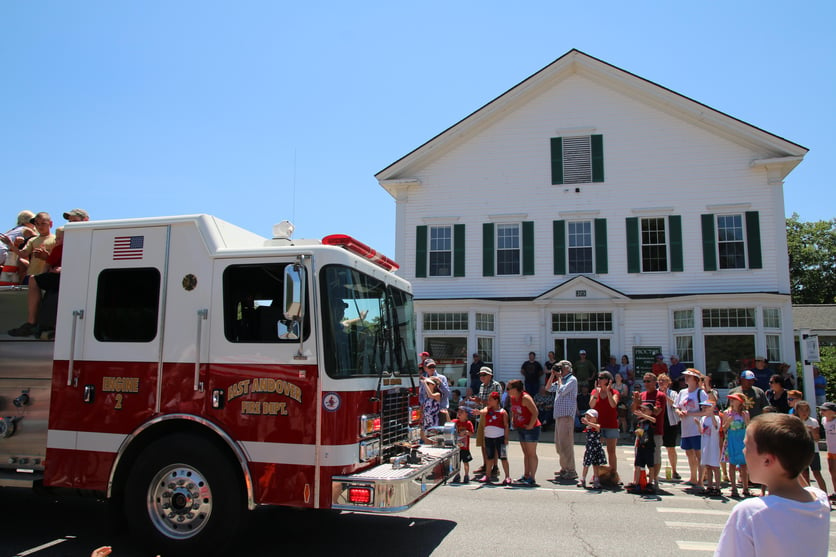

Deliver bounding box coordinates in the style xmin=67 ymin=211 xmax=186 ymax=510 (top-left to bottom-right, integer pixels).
xmin=376 ymin=49 xmax=807 ymax=388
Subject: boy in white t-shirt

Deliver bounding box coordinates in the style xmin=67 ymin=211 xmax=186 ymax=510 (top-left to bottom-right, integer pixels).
xmin=715 ymin=413 xmax=830 ymax=557
xmin=819 ymin=401 xmax=836 ymax=499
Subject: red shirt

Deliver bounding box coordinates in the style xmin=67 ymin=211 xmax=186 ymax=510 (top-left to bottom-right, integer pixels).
xmin=639 ymin=389 xmax=667 ymax=435
xmin=510 ymin=394 xmax=541 ymax=429
xmin=46 ymin=243 xmax=63 ymax=268
xmin=651 ymin=362 xmax=668 ymax=376
xmin=453 ymin=419 xmax=474 ymax=450
xmin=591 ymin=388 xmax=619 ymax=429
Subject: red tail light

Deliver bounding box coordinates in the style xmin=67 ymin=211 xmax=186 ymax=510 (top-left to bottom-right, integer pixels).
xmin=348 ymin=486 xmax=373 ymax=504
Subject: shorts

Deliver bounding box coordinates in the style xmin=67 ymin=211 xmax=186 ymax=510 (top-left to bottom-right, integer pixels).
xmin=517 ymin=426 xmax=541 ymax=443
xmin=34 ymin=271 xmax=60 ymax=291
xmin=635 ymin=446 xmax=655 ymax=468
xmin=681 ymin=435 xmax=701 ymax=451
xmin=662 ymin=420 xmax=680 ymax=447
xmin=484 ymin=436 xmax=507 ymax=460
xmin=809 ymin=452 xmax=821 ymax=472
xmin=459 ymin=448 xmax=473 ymax=463
xmin=601 ymin=428 xmax=619 ymax=440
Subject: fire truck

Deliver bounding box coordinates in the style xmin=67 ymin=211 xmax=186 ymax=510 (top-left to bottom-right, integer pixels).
xmin=0 ymin=215 xmax=458 ymax=554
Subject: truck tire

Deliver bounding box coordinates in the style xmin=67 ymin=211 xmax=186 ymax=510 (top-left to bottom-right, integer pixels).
xmin=123 ymin=434 xmax=245 ymax=555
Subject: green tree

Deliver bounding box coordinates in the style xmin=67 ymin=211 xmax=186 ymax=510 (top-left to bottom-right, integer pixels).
xmin=786 ymin=214 xmax=836 ymax=304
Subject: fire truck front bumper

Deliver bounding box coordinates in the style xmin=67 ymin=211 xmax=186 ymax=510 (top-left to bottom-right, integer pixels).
xmin=331 ymin=445 xmax=459 ymax=512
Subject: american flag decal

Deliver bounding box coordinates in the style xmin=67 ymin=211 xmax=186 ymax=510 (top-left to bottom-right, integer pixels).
xmin=113 ymin=236 xmax=145 ymax=260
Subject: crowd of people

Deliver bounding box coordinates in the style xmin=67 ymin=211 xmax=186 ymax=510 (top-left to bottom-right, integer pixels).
xmin=1 ymin=208 xmax=89 ymax=339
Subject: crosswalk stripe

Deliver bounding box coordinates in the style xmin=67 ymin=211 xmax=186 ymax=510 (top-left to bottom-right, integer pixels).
xmin=665 ymin=521 xmax=724 ymax=529
xmin=676 ymin=541 xmax=716 ymax=551
xmin=657 ymin=507 xmax=729 ymax=516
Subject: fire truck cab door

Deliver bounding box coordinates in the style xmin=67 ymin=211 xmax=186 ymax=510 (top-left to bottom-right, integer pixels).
xmin=78 ymin=226 xmax=170 ymax=409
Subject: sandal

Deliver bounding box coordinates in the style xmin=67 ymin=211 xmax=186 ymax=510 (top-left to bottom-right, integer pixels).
xmin=730 ymin=489 xmax=740 ymax=498
xmin=742 ymin=489 xmax=753 ymax=498
xmin=577 ymin=480 xmax=587 ymax=488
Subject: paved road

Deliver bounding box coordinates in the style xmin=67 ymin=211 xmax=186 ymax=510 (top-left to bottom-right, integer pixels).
xmin=2 ymin=434 xmax=834 ymax=556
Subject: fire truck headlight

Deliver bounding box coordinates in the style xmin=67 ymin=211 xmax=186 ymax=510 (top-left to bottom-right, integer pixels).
xmin=408 ymin=426 xmax=422 ymax=444
xmin=408 ymin=406 xmax=421 ymax=424
xmin=359 ymin=414 xmax=381 ymax=438
xmin=359 ymin=439 xmax=381 ymax=462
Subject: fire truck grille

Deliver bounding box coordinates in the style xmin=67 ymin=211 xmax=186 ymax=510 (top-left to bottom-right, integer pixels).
xmin=380 ymin=388 xmax=410 ymax=450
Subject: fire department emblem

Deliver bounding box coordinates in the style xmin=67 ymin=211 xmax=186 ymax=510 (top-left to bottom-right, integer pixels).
xmin=323 ymin=392 xmax=341 ymax=412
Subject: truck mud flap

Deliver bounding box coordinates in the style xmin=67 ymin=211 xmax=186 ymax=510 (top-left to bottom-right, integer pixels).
xmin=331 ymin=446 xmax=459 ymax=512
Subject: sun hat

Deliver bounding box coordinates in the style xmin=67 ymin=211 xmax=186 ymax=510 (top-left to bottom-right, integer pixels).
xmin=740 ymin=370 xmax=756 ymax=380
xmin=479 ymin=366 xmax=493 ymax=376
xmin=682 ymin=368 xmax=702 ymax=379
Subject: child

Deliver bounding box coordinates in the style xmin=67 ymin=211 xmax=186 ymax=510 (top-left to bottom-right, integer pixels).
xmin=578 ymin=408 xmax=606 ymax=489
xmin=452 ymin=406 xmax=474 ymax=484
xmin=819 ymin=401 xmax=836 ymax=499
xmin=628 ymin=403 xmax=656 ymax=493
xmin=796 ymin=401 xmax=827 ymax=491
xmin=479 ymin=392 xmax=511 ymax=485
xmin=721 ymin=393 xmax=750 ymax=498
xmin=699 ymin=401 xmax=721 ymax=495
xmin=715 ymin=413 xmax=830 ymax=556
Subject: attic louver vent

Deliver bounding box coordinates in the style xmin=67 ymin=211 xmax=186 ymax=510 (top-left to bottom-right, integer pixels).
xmin=562 ymin=136 xmax=592 ymax=184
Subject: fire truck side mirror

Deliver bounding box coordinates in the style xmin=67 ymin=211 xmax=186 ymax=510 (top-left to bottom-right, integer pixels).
xmin=283 ymin=263 xmax=306 ymax=322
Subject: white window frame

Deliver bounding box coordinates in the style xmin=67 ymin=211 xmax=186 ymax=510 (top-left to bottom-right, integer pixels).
xmin=428 ymin=225 xmax=452 ymax=277
xmin=640 ymin=216 xmax=669 ymax=272
xmin=496 ymin=223 xmax=521 ymax=276
xmin=716 ymin=214 xmax=747 ymax=270
xmin=567 ymin=220 xmax=593 ymax=274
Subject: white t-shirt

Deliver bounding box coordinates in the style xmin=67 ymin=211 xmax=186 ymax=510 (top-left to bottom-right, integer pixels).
xmin=715 ymin=487 xmax=830 ymax=557
xmin=823 ymin=416 xmax=836 ymax=454
xmin=674 ymin=388 xmax=706 ymax=438
xmin=804 ymin=417 xmax=820 ymax=453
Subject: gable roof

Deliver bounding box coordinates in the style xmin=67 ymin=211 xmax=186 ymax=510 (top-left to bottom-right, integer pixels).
xmin=376 ymin=49 xmax=807 ymax=194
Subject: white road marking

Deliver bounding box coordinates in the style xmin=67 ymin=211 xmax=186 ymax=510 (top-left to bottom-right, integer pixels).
xmin=14 ymin=538 xmax=69 ymax=556
xmin=657 ymin=507 xmax=729 ymax=516
xmin=665 ymin=521 xmax=724 ymax=529
xmin=676 ymin=540 xmax=717 ymax=552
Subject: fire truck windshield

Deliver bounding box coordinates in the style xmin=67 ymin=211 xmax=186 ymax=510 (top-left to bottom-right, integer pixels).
xmin=320 ymin=265 xmax=418 ymax=378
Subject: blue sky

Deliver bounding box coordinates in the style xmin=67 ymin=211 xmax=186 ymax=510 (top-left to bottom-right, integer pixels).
xmin=2 ymin=1 xmax=833 ymax=258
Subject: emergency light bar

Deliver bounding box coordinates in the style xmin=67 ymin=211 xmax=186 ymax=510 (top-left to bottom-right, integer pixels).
xmin=322 ymin=234 xmax=400 ymax=272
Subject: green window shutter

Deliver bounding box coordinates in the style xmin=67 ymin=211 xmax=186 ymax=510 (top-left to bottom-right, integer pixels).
xmin=553 ymin=220 xmax=566 ymax=275
xmin=626 ymin=217 xmax=639 ymax=273
xmin=415 ymin=225 xmax=428 ymax=278
xmin=745 ymin=211 xmax=762 ymax=269
xmin=669 ymin=215 xmax=683 ymax=272
xmin=594 ymin=218 xmax=608 ymax=274
xmin=482 ymin=222 xmax=495 ymax=277
xmin=453 ymin=224 xmax=465 ymax=277
xmin=701 ymin=214 xmax=717 ymax=271
xmin=522 ymin=221 xmax=534 ymax=276
xmin=591 ymin=134 xmax=604 ymax=183
xmin=550 ymin=137 xmax=563 ymax=185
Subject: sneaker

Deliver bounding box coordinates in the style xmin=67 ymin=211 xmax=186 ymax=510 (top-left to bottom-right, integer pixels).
xmin=562 ymin=470 xmax=578 ymax=480
xmin=592 ymin=479 xmax=600 ymax=489
xmin=672 ymin=472 xmax=681 ymax=480
xmin=461 ymin=476 xmax=470 ymax=484
xmin=525 ymin=478 xmax=538 ymax=487
xmin=8 ymin=322 xmax=36 ymax=337
xmin=515 ymin=476 xmax=528 ymax=483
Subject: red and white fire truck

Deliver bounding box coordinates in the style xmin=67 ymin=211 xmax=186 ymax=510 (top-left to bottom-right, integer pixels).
xmin=0 ymin=215 xmax=458 ymax=554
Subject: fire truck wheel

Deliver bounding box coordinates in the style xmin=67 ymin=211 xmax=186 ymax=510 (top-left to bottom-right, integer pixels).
xmin=124 ymin=434 xmax=244 ymax=555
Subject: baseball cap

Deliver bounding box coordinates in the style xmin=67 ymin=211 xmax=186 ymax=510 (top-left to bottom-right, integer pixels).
xmin=424 ymin=359 xmax=436 ymax=367
xmin=585 ymin=409 xmax=598 ymax=418
xmin=419 ymin=352 xmax=430 ymax=359
xmin=579 ymin=349 xmax=586 ymax=354
xmin=670 ymin=355 xmax=680 ymax=360
xmin=740 ymin=370 xmax=756 ymax=380
xmin=818 ymin=402 xmax=836 ymax=413
xmin=63 ymin=208 xmax=89 ymax=220
xmin=479 ymin=366 xmax=493 ymax=376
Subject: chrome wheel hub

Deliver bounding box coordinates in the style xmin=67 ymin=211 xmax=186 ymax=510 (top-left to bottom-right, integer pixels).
xmin=148 ymin=464 xmax=212 ymax=539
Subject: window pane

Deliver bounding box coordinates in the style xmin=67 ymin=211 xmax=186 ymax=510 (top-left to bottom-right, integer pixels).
xmin=717 ymin=215 xmax=746 ymax=269
xmin=568 ymin=221 xmax=593 ymax=273
xmin=551 ymin=312 xmax=612 ymax=332
xmin=423 ymin=312 xmax=468 ymax=331
xmin=496 ymin=224 xmax=520 ymax=275
xmin=766 ymin=334 xmax=781 ymax=362
xmin=94 ymin=268 xmax=160 ymax=342
xmin=475 ymin=313 xmax=494 ymax=331
xmin=641 ymin=217 xmax=668 ymax=272
xmin=223 ymin=263 xmax=311 ymax=343
xmin=704 ymin=334 xmax=755 ymax=389
xmin=673 ymin=309 xmax=694 ymax=330
xmin=424 ymin=337 xmax=468 ymax=379
xmin=763 ymin=308 xmax=781 ymax=329
xmin=702 ymin=308 xmax=755 ymax=328
xmin=429 ymin=226 xmax=452 ymax=277
xmin=478 ymin=337 xmax=494 ymax=367
xmin=675 ymin=335 xmax=694 ymax=367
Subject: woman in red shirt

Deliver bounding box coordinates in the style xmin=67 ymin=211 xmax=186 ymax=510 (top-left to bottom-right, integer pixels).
xmin=507 ymin=379 xmax=541 ymax=486
xmin=590 ymin=371 xmax=621 ymax=480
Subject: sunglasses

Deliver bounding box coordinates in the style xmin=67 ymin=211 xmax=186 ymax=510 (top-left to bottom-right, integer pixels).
xmin=643 ymin=380 xmax=655 ymax=383
xmin=788 ymin=397 xmax=796 ymax=401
